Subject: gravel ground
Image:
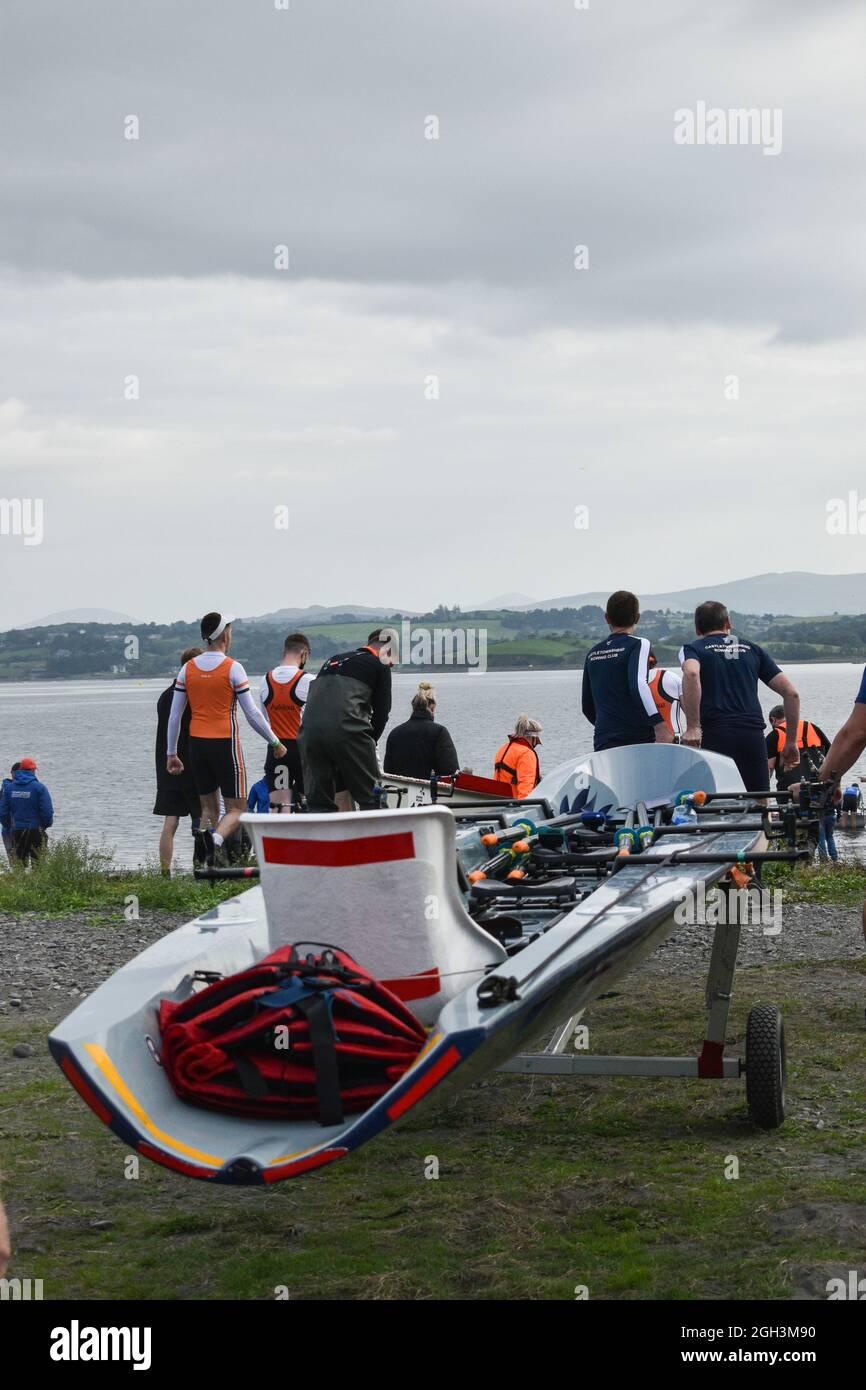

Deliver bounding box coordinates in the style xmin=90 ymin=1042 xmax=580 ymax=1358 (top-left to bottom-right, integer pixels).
xmin=0 ymin=910 xmax=187 ymax=1036
xmin=0 ymin=893 xmax=862 ymax=1043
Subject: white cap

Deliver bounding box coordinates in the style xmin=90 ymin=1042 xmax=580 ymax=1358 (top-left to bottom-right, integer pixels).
xmin=206 ymin=612 xmax=235 ymax=641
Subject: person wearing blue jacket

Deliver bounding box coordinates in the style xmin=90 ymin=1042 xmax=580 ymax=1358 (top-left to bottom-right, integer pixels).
xmin=0 ymin=757 xmax=54 ymax=865
xmin=247 ymin=776 xmax=270 ymax=815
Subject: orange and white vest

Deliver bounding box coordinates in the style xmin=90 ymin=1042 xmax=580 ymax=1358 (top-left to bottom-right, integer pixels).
xmin=183 ymin=656 xmax=239 ymax=739
xmin=262 ymin=669 xmax=306 ymax=742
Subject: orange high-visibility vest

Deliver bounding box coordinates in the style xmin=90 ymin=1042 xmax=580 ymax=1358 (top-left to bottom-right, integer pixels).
xmin=493 ymin=737 xmax=540 ymax=799
xmin=773 ymin=720 xmax=822 ymax=751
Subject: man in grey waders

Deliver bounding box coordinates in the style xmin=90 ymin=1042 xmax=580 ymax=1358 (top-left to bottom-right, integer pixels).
xmin=299 ymin=629 xmax=393 ymax=811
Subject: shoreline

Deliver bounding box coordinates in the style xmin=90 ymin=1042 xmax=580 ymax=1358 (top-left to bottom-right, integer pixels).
xmin=3 ymin=653 xmax=866 ymax=685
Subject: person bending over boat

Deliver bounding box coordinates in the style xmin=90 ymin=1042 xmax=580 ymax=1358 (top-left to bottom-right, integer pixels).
xmin=260 ymin=632 xmax=313 ymax=811
xmin=298 ymin=629 xmax=393 ymax=812
xmin=154 ymin=646 xmax=203 ymax=874
xmin=582 ymin=591 xmax=674 ymax=750
xmin=383 ymin=681 xmax=460 ymax=781
xmin=647 ymin=648 xmax=686 ymax=737
xmin=166 ymin=612 xmax=286 ymax=863
xmin=680 ymin=601 xmax=799 ymax=792
xmin=492 ymin=716 xmax=543 ymax=797
xmin=839 ymin=781 xmax=863 ymax=830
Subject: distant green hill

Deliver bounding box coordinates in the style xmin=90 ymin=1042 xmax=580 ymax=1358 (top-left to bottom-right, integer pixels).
xmin=2 ymin=606 xmax=866 ymax=680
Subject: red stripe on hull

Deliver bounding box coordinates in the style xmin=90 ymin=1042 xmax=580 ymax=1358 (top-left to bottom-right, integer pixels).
xmin=62 ymin=1055 xmax=112 ymax=1125
xmin=387 ymin=1045 xmax=462 ymax=1120
xmin=262 ymin=831 xmax=415 ymax=868
xmin=138 ymin=1141 xmax=216 ymax=1180
xmin=263 ymin=1147 xmax=348 ymax=1182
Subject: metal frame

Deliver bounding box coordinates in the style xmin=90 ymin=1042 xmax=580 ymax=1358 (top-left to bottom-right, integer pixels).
xmin=499 ymin=896 xmax=744 ymax=1084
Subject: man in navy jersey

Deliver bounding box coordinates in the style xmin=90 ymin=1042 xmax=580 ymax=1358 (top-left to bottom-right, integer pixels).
xmin=582 ymin=591 xmax=674 ymax=751
xmin=680 ymin=601 xmax=799 ymax=791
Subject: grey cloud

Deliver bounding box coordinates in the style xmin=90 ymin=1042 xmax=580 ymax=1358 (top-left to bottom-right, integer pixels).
xmin=2 ymin=0 xmax=865 ymax=338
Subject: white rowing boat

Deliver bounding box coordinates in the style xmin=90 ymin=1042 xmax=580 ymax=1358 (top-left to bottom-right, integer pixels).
xmin=51 ymin=744 xmax=795 ymax=1184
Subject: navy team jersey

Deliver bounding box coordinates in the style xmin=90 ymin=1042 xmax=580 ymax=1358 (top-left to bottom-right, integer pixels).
xmin=581 ymin=633 xmax=661 ymax=751
xmin=856 ymin=666 xmax=866 ymax=704
xmin=680 ymin=635 xmax=780 ymax=731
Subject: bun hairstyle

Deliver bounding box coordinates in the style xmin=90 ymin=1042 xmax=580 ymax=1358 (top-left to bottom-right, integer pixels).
xmin=411 ymin=681 xmax=436 ymax=713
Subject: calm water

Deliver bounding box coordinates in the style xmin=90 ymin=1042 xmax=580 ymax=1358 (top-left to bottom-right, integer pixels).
xmin=2 ymin=664 xmax=865 ymax=868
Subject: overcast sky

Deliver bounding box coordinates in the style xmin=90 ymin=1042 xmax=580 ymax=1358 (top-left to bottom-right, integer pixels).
xmin=2 ymin=0 xmax=866 ymax=628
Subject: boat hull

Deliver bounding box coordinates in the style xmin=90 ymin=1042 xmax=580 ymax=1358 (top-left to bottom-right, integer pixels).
xmin=50 ymin=745 xmax=763 ymax=1183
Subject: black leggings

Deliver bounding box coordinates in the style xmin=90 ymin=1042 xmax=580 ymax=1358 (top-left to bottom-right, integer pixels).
xmin=700 ymin=726 xmax=770 ymax=793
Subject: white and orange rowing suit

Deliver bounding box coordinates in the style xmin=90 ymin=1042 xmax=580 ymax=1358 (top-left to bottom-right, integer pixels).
xmin=259 ymin=665 xmax=314 ymax=742
xmin=648 ymin=667 xmax=685 ymax=736
xmin=167 ymin=653 xmax=278 ymax=753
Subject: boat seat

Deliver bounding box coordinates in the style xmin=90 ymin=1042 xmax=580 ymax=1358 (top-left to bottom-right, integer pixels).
xmin=244 ymin=806 xmax=507 ymax=1025
xmin=469 ymin=877 xmax=579 ymax=901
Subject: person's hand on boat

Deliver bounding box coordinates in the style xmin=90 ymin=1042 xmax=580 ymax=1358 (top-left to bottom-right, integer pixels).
xmin=681 ymin=725 xmax=702 ymax=748
xmin=780 ymin=743 xmax=801 ymax=772
xmin=654 ymin=723 xmax=675 ymax=744
xmin=166 ymin=755 xmax=184 ymax=776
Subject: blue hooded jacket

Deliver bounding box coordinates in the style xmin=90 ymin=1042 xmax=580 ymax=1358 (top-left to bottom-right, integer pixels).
xmin=0 ymin=768 xmax=54 ymax=831
xmin=247 ymin=778 xmax=270 ymax=814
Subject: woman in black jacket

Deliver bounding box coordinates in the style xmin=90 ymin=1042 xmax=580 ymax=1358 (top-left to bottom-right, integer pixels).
xmin=383 ymin=683 xmax=460 ymax=780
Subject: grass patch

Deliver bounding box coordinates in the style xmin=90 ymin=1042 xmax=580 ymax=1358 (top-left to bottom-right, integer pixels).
xmin=764 ymin=859 xmax=866 ymax=907
xmin=0 ymin=835 xmax=246 ymax=916
xmin=2 ymin=955 xmax=865 ymax=1300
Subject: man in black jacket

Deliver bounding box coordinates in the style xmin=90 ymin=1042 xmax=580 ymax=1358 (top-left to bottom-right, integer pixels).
xmin=384 ymin=682 xmax=459 ymax=781
xmin=299 ymin=630 xmax=393 ymax=812
xmin=154 ymin=646 xmax=203 ymax=871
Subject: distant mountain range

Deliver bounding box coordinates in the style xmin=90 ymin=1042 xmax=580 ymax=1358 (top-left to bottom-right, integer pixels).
xmin=512 ymin=572 xmax=866 ymax=619
xmin=13 ymin=607 xmax=138 ymax=629
xmin=243 ymin=603 xmax=418 ymax=626
xmin=12 ymin=573 xmax=866 ymax=634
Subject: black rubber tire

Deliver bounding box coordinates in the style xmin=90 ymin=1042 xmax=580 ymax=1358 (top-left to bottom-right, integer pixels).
xmin=745 ymin=1004 xmax=786 ymax=1129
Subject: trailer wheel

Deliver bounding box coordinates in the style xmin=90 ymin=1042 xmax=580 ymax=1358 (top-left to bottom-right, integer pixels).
xmin=745 ymin=1004 xmax=786 ymax=1129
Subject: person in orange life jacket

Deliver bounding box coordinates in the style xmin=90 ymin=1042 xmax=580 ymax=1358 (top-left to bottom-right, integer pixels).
xmin=259 ymin=633 xmax=313 ymax=811
xmin=154 ymin=646 xmax=203 ymax=874
xmin=765 ymin=705 xmax=829 ymax=791
xmin=766 ymin=706 xmax=836 ymax=861
xmin=680 ymin=601 xmax=800 ymax=792
xmin=493 ymin=716 xmax=543 ymax=798
xmin=647 ymin=648 xmax=685 ymax=737
xmin=582 ymin=590 xmax=674 ymax=751
xmin=166 ymin=612 xmax=286 ymax=863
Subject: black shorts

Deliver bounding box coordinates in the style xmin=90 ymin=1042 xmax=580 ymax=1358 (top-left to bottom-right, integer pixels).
xmin=842 ymin=792 xmax=859 ymax=811
xmin=701 ymin=725 xmax=770 ymax=793
xmin=153 ymin=785 xmax=202 ymax=818
xmin=188 ymin=736 xmax=247 ymax=800
xmin=265 ymin=741 xmax=304 ymax=795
